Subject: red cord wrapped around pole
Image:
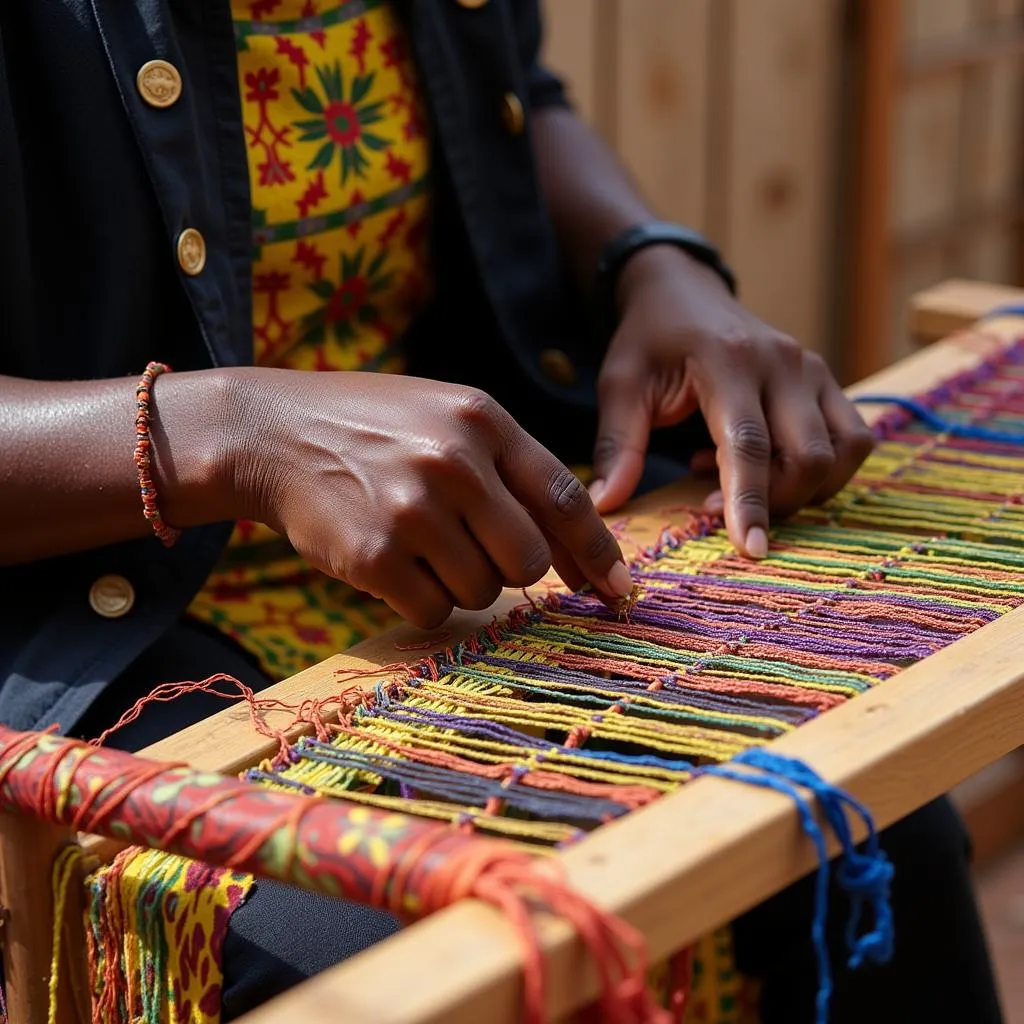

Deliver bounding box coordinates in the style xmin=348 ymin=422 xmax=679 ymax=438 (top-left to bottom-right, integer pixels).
xmin=0 ymin=725 xmax=667 ymax=1024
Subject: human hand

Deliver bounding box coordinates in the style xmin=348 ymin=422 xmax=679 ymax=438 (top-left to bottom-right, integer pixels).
xmin=588 ymin=247 xmax=874 ymax=557
xmin=229 ymin=369 xmax=631 ymax=628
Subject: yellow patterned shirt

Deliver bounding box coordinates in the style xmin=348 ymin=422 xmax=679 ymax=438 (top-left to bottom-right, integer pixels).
xmin=188 ymin=0 xmax=431 ymax=675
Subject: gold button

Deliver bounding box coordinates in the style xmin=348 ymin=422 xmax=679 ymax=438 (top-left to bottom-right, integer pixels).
xmin=501 ymin=91 xmax=525 ymax=136
xmin=176 ymin=228 xmax=206 ymax=276
xmin=455 ymin=0 xmax=488 ymax=6
xmin=539 ymin=349 xmax=577 ymax=387
xmin=89 ymin=575 xmax=136 ymax=619
xmin=136 ymin=59 xmax=183 ymax=109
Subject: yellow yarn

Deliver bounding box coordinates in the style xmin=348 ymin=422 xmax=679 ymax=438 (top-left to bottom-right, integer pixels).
xmin=48 ymin=843 xmax=85 ymax=1024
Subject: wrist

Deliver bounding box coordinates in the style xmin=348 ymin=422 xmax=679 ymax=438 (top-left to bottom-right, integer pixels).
xmin=595 ymin=222 xmax=737 ymax=337
xmin=615 ymin=244 xmax=732 ymax=317
xmin=151 ymin=368 xmax=250 ymax=528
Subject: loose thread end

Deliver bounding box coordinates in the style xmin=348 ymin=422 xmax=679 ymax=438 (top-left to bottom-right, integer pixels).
xmin=704 ymin=748 xmax=896 ymax=1024
xmin=407 ymin=838 xmax=670 ymax=1024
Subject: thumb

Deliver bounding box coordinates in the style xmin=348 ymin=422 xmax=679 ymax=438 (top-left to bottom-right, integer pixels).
xmin=590 ymin=380 xmax=652 ymax=513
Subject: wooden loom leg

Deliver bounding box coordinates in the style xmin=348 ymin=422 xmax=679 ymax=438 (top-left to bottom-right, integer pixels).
xmin=848 ymin=0 xmax=899 ymax=381
xmin=0 ymin=814 xmax=89 ymax=1024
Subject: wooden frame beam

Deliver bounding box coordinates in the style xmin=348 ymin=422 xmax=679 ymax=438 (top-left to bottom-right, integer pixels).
xmin=239 ymin=596 xmax=1024 ymax=1024
xmin=0 ymin=817 xmax=89 ymax=1024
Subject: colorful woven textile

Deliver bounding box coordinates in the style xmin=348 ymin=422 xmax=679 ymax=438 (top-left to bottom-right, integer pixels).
xmin=0 ymin=726 xmax=661 ymax=1024
xmin=85 ymin=849 xmax=253 ymax=1024
xmin=249 ymin=344 xmax=1024 ymax=840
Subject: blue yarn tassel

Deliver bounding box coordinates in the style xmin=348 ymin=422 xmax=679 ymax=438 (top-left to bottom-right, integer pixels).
xmin=702 ymin=749 xmax=894 ymax=1024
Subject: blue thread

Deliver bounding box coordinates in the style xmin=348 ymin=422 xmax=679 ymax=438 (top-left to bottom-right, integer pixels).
xmin=738 ymin=750 xmax=894 ymax=969
xmin=982 ymin=304 xmax=1024 ymax=320
xmin=852 ymin=394 xmax=1024 ymax=443
xmin=702 ymin=749 xmax=894 ymax=1024
xmin=294 ymin=741 xmax=632 ymax=824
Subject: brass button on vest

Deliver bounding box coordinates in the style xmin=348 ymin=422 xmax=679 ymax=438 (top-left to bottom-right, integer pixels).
xmin=501 ymin=92 xmax=525 ymax=136
xmin=455 ymin=0 xmax=488 ymax=7
xmin=136 ymin=60 xmax=183 ymax=109
xmin=88 ymin=575 xmax=136 ymax=619
xmin=177 ymin=228 xmax=207 ymax=276
xmin=539 ymin=349 xmax=577 ymax=387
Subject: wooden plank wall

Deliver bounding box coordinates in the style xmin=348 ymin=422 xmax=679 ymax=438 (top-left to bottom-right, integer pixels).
xmin=887 ymin=0 xmax=1024 ymax=368
xmin=540 ymin=1 xmax=1024 ymax=379
xmin=541 ymin=0 xmax=845 ymax=360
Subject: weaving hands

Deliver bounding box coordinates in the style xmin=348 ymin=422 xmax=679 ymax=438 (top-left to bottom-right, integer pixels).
xmin=0 ymin=1 xmax=1007 ymax=1022
xmin=588 ymin=241 xmax=876 ymax=555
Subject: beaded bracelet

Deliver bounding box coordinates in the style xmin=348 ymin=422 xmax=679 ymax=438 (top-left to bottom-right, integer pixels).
xmin=134 ymin=361 xmax=182 ymax=548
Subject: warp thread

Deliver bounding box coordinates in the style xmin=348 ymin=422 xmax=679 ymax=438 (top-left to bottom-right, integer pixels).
xmin=982 ymin=304 xmax=1024 ymax=321
xmin=242 ymin=340 xmax=1024 ymax=1019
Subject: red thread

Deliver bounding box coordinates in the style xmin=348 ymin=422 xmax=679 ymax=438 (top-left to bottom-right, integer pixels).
xmin=394 ymin=630 xmax=451 ymax=651
xmin=133 ymin=361 xmax=182 ymax=547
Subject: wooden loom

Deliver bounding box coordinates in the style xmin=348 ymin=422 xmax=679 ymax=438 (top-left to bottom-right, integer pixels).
xmin=4 ymin=282 xmax=1024 ymax=1024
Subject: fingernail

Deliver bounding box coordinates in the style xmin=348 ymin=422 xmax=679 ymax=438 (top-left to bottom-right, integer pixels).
xmin=607 ymin=560 xmax=633 ymax=597
xmin=589 ymin=479 xmax=606 ymax=507
xmin=745 ymin=527 xmax=769 ymax=560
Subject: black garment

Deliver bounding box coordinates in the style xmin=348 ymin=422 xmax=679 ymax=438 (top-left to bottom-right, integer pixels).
xmin=77 ymin=616 xmax=1003 ymax=1024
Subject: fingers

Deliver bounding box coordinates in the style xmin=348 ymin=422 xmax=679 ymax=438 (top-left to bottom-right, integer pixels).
xmin=763 ymin=372 xmax=835 ymax=518
xmin=703 ymin=488 xmax=724 ymax=515
xmin=697 ymin=347 xmax=873 ymax=550
xmin=702 ymin=384 xmax=771 ymax=559
xmin=543 ymin=528 xmax=588 ymax=594
xmin=376 ymin=555 xmax=455 ymax=631
xmin=590 ymin=367 xmax=652 ymax=513
xmin=692 ymin=448 xmax=723 ymax=516
xmin=813 ymin=378 xmax=875 ymax=503
xmin=418 ymin=520 xmax=506 ymax=611
xmin=701 ymin=382 xmax=872 ymax=525
xmin=463 ymin=474 xmax=553 ymax=589
xmin=499 ymin=432 xmax=631 ymax=601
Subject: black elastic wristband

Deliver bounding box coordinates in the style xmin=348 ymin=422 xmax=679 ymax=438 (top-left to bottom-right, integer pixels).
xmin=594 ymin=222 xmax=737 ymax=335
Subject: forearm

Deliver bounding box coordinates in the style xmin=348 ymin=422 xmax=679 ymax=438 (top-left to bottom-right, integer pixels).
xmin=532 ymin=107 xmax=728 ymax=317
xmin=531 ymin=107 xmax=653 ymax=296
xmin=0 ymin=370 xmax=239 ymax=565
